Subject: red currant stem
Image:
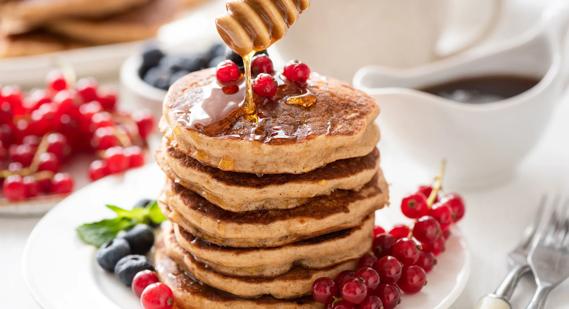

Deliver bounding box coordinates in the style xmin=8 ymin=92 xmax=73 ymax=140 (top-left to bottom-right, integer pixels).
xmin=114 ymin=114 xmax=143 ymax=146
xmin=55 ymin=57 xmax=77 ymax=87
xmin=0 ymin=135 xmax=51 ymax=179
xmin=427 ymin=160 xmax=447 ymax=208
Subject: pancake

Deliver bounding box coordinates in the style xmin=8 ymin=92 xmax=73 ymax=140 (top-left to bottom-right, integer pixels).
xmin=171 ymin=215 xmax=373 ymax=277
xmin=163 ymin=225 xmax=357 ymax=299
xmin=153 ymin=242 xmax=320 ymax=309
xmin=161 ymin=68 xmax=380 ymax=174
xmin=160 ymin=172 xmax=388 ymax=248
xmin=156 ymin=139 xmax=380 ymax=211
xmin=0 ymin=0 xmax=148 ymax=34
xmin=46 ymin=0 xmax=189 ymax=44
xmin=0 ymin=31 xmax=87 ymax=58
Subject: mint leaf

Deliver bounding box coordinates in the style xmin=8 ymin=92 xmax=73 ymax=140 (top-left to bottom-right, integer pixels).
xmin=106 ymin=204 xmax=146 ymax=222
xmin=146 ymin=201 xmax=166 ymax=225
xmin=76 ymin=217 xmax=136 ymax=247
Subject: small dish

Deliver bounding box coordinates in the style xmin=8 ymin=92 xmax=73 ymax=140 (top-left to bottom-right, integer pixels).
xmin=23 ymin=164 xmax=470 ymax=309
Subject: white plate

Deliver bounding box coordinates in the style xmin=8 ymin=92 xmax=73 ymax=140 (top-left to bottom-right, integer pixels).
xmin=22 ymin=165 xmax=470 ymax=309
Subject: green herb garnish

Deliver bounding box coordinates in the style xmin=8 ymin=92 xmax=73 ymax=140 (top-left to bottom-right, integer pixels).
xmin=76 ymin=201 xmax=166 ymax=247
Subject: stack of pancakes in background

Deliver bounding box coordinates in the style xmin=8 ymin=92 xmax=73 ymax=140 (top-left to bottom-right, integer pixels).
xmin=154 ymin=68 xmax=388 ymax=308
xmin=0 ymin=0 xmax=201 ymax=58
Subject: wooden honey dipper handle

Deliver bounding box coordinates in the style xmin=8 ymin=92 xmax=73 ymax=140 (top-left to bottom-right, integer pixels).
xmin=216 ymin=0 xmax=310 ymax=56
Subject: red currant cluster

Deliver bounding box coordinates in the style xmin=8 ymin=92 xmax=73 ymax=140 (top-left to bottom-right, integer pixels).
xmin=132 ymin=270 xmax=174 ymax=309
xmin=312 ymin=170 xmax=466 ymax=309
xmin=215 ymin=55 xmax=311 ymax=99
xmin=0 ymin=70 xmax=155 ymax=202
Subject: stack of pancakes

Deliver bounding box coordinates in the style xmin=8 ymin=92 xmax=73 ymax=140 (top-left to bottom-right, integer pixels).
xmin=154 ymin=68 xmax=388 ymax=308
xmin=0 ymin=0 xmax=200 ymax=58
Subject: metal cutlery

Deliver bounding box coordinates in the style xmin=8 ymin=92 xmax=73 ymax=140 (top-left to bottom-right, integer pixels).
xmin=526 ymin=196 xmax=569 ymax=309
xmin=477 ymin=199 xmax=546 ymax=309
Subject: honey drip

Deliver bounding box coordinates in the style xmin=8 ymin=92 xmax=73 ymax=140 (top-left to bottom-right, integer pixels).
xmin=242 ymin=51 xmax=258 ymax=122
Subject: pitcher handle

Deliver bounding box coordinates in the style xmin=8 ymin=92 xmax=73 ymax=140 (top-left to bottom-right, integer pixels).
xmin=434 ymin=0 xmax=503 ymax=60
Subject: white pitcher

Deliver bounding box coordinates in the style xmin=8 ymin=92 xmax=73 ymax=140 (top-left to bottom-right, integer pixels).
xmin=353 ymin=2 xmax=569 ymax=188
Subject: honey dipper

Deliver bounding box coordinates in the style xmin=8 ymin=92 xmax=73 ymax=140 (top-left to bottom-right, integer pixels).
xmin=216 ymin=0 xmax=310 ymax=56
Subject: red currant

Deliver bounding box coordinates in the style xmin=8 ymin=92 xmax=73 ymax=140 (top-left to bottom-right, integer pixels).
xmin=3 ymin=86 xmax=25 ymax=116
xmin=341 ymin=278 xmax=367 ymax=305
xmin=27 ymin=89 xmax=52 ymax=111
xmin=358 ymin=253 xmax=378 ymax=269
xmin=373 ymin=226 xmax=385 ymax=236
xmin=328 ymin=300 xmax=355 ymax=309
xmin=132 ymin=270 xmax=160 ymax=297
xmin=104 ymin=147 xmax=128 ymax=174
xmin=125 ymin=146 xmax=145 ymax=168
xmin=400 ymin=193 xmax=429 ymax=219
xmin=78 ymin=101 xmax=102 ymax=132
xmin=51 ymin=173 xmax=74 ymax=194
xmin=46 ymin=70 xmax=68 ymax=92
xmin=359 ymin=295 xmax=383 ymax=309
xmin=92 ymin=127 xmax=119 ymax=150
xmin=37 ymin=177 xmax=52 ymax=194
xmin=429 ymin=236 xmax=446 ymax=256
xmin=389 ymin=238 xmax=420 ymax=266
xmin=416 ymin=251 xmax=437 ymax=273
xmin=221 ymin=85 xmax=239 ymax=95
xmin=30 ymin=103 xmax=57 ymax=135
xmin=98 ymin=90 xmax=117 ymax=111
xmin=89 ymin=160 xmax=109 ymax=181
xmin=374 ymin=283 xmax=401 ymax=309
xmin=9 ymin=144 xmax=35 ymax=166
xmin=134 ymin=112 xmax=155 ymax=139
xmin=76 ymin=78 xmax=99 ymax=102
xmin=216 ymin=60 xmax=241 ymax=86
xmin=140 ymin=282 xmax=174 ymax=309
xmin=335 ymin=270 xmax=356 ymax=288
xmin=312 ymin=277 xmax=336 ymax=304
xmin=389 ymin=224 xmax=410 ymax=239
xmin=252 ymin=73 xmax=278 ymax=98
xmin=46 ymin=133 xmax=69 ymax=160
xmin=23 ymin=176 xmax=39 ymax=198
xmin=372 ymin=233 xmax=396 ymax=257
xmin=372 ymin=256 xmax=402 ymax=284
xmin=283 ymin=60 xmax=311 ymax=84
xmin=355 ymin=267 xmax=381 ymax=291
xmin=443 ymin=228 xmax=452 ymax=239
xmin=53 ymin=90 xmax=76 ymax=117
xmin=90 ymin=111 xmax=114 ymax=131
xmin=444 ymin=193 xmax=466 ymax=222
xmin=398 ymin=266 xmax=427 ymax=294
xmin=22 ymin=135 xmax=40 ymax=147
xmin=38 ymin=152 xmax=60 ymax=173
xmin=3 ymin=175 xmax=26 ymax=201
xmin=412 ymin=216 xmax=442 ymax=244
xmin=430 ymin=202 xmax=453 ymax=229
xmin=251 ymin=54 xmax=274 ymax=76
xmin=417 ymin=185 xmax=439 ymax=202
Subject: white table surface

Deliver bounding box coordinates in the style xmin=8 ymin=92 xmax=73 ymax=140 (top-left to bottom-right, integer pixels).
xmin=3 ymin=0 xmax=569 ymax=308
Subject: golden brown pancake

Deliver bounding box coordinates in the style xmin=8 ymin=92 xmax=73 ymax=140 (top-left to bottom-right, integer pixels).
xmin=161 ymin=68 xmax=380 ymax=174
xmin=46 ymin=0 xmax=190 ymax=44
xmin=156 ymin=139 xmax=380 ymax=211
xmin=170 ymin=215 xmax=373 ymax=277
xmin=162 ymin=224 xmax=356 ymax=299
xmin=153 ymin=241 xmax=321 ymax=309
xmin=0 ymin=31 xmax=88 ymax=58
xmin=0 ymin=0 xmax=148 ymax=34
xmin=160 ymin=173 xmax=388 ymax=248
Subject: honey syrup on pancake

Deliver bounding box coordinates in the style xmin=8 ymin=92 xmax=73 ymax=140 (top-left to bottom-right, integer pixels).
xmin=177 ymin=0 xmax=312 ymax=134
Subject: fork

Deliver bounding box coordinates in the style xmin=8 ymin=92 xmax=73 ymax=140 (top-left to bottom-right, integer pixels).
xmin=477 ymin=199 xmax=546 ymax=309
xmin=526 ymin=196 xmax=569 ymax=309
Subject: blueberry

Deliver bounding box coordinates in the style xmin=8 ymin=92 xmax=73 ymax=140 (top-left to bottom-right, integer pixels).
xmin=134 ymin=199 xmax=153 ymax=209
xmin=207 ymin=43 xmax=226 ymax=59
xmin=143 ymin=67 xmax=170 ymax=90
xmin=96 ymin=238 xmax=131 ymax=272
xmin=169 ymin=70 xmax=190 ymax=86
xmin=208 ymin=55 xmax=225 ymax=68
xmin=118 ymin=224 xmax=155 ymax=254
xmin=141 ymin=44 xmax=164 ymax=70
xmin=114 ymin=255 xmax=153 ymax=286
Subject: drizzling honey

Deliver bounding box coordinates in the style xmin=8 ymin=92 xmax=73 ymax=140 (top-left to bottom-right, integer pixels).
xmin=216 ymin=0 xmax=310 ymax=119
